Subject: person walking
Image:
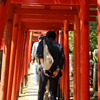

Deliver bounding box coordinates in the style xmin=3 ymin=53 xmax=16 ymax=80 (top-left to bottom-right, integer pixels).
xmin=31 ymin=35 xmax=43 ymax=86
xmin=37 ymin=31 xmax=65 ymax=100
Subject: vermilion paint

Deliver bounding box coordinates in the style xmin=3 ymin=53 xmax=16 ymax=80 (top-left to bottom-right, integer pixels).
xmin=0 ymin=0 xmax=11 ymax=48
xmin=6 ymin=14 xmax=19 ymax=100
xmin=0 ymin=4 xmax=14 ymax=100
xmin=97 ymin=0 xmax=100 ymax=99
xmin=28 ymin=31 xmax=33 ymax=67
xmin=76 ymin=6 xmax=81 ymax=100
xmin=11 ymin=20 xmax=22 ymax=100
xmin=74 ymin=15 xmax=77 ymax=100
xmin=64 ymin=20 xmax=69 ymax=100
xmin=80 ymin=0 xmax=89 ymax=100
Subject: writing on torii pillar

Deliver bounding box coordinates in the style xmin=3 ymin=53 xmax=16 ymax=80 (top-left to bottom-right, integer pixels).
xmin=84 ymin=20 xmax=88 ymax=26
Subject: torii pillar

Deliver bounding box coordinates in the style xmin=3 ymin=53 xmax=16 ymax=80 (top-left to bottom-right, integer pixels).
xmin=0 ymin=0 xmax=11 ymax=47
xmin=6 ymin=14 xmax=19 ymax=100
xmin=11 ymin=20 xmax=22 ymax=100
xmin=64 ymin=20 xmax=69 ymax=100
xmin=58 ymin=30 xmax=64 ymax=99
xmin=25 ymin=31 xmax=30 ymax=82
xmin=74 ymin=15 xmax=77 ymax=100
xmin=74 ymin=6 xmax=81 ymax=100
xmin=97 ymin=0 xmax=100 ymax=99
xmin=20 ymin=32 xmax=27 ymax=94
xmin=28 ymin=31 xmax=33 ymax=67
xmin=24 ymin=31 xmax=29 ymax=85
xmin=0 ymin=4 xmax=14 ymax=100
xmin=55 ymin=30 xmax=59 ymax=42
xmin=16 ymin=28 xmax=24 ymax=99
xmin=80 ymin=0 xmax=89 ymax=100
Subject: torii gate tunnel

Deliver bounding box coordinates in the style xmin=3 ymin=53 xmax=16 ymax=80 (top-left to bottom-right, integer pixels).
xmin=0 ymin=0 xmax=99 ymax=100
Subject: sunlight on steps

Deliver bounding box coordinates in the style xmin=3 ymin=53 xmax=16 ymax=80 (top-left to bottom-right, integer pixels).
xmin=18 ymin=63 xmax=38 ymax=100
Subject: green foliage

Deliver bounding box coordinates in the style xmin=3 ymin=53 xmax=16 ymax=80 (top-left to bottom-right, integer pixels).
xmin=89 ymin=21 xmax=97 ymax=52
xmin=69 ymin=31 xmax=74 ymax=54
xmin=68 ymin=19 xmax=97 ymax=56
xmin=93 ymin=55 xmax=98 ymax=63
xmin=89 ymin=20 xmax=97 ymax=59
xmin=89 ymin=8 xmax=97 ymax=10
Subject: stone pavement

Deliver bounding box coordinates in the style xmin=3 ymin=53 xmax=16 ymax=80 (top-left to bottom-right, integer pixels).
xmin=18 ymin=63 xmax=38 ymax=100
xmin=18 ymin=63 xmax=97 ymax=100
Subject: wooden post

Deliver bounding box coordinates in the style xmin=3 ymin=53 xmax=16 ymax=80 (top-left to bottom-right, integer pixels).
xmin=55 ymin=30 xmax=59 ymax=42
xmin=24 ymin=32 xmax=28 ymax=85
xmin=20 ymin=32 xmax=27 ymax=93
xmin=16 ymin=26 xmax=25 ymax=91
xmin=74 ymin=15 xmax=77 ymax=100
xmin=16 ymin=28 xmax=24 ymax=99
xmin=6 ymin=14 xmax=19 ymax=100
xmin=0 ymin=4 xmax=14 ymax=100
xmin=73 ymin=12 xmax=81 ymax=100
xmin=11 ymin=20 xmax=21 ymax=100
xmin=28 ymin=31 xmax=33 ymax=67
xmin=58 ymin=30 xmax=64 ymax=100
xmin=61 ymin=30 xmax=64 ymax=100
xmin=80 ymin=0 xmax=89 ymax=100
xmin=64 ymin=20 xmax=69 ymax=100
xmin=76 ymin=6 xmax=81 ymax=100
xmin=0 ymin=0 xmax=11 ymax=47
xmin=97 ymin=0 xmax=100 ymax=99
xmin=16 ymin=29 xmax=27 ymax=93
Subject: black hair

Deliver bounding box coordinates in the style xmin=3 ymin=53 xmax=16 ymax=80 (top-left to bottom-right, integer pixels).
xmin=42 ymin=36 xmax=46 ymax=40
xmin=38 ymin=35 xmax=43 ymax=39
xmin=46 ymin=31 xmax=56 ymax=40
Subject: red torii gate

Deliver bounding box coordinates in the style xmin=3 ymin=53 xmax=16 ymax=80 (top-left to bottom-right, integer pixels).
xmin=0 ymin=0 xmax=99 ymax=100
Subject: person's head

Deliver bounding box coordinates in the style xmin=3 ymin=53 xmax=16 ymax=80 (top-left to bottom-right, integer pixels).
xmin=38 ymin=35 xmax=43 ymax=40
xmin=46 ymin=31 xmax=56 ymax=40
xmin=42 ymin=36 xmax=46 ymax=40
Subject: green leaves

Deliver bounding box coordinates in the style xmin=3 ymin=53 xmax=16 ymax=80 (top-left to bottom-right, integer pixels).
xmin=89 ymin=21 xmax=97 ymax=52
xmin=69 ymin=31 xmax=74 ymax=54
xmin=68 ymin=20 xmax=97 ymax=57
xmin=93 ymin=55 xmax=98 ymax=63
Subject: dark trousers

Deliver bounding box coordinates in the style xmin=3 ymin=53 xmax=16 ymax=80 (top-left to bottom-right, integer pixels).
xmin=38 ymin=71 xmax=59 ymax=100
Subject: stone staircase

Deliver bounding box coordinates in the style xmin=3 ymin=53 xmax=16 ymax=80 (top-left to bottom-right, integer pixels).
xmin=18 ymin=64 xmax=38 ymax=100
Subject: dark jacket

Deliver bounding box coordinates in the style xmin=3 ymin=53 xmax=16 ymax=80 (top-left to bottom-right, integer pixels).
xmin=36 ymin=39 xmax=65 ymax=78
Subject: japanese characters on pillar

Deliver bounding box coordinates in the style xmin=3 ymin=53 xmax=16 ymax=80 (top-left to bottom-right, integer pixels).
xmin=55 ymin=30 xmax=59 ymax=42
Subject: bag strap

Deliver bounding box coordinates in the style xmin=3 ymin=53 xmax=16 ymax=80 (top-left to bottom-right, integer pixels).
xmin=43 ymin=39 xmax=45 ymax=47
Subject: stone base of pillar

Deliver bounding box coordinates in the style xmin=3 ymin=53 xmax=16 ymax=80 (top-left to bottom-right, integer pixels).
xmin=24 ymin=75 xmax=27 ymax=86
xmin=16 ymin=88 xmax=20 ymax=100
xmin=20 ymin=82 xmax=23 ymax=94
